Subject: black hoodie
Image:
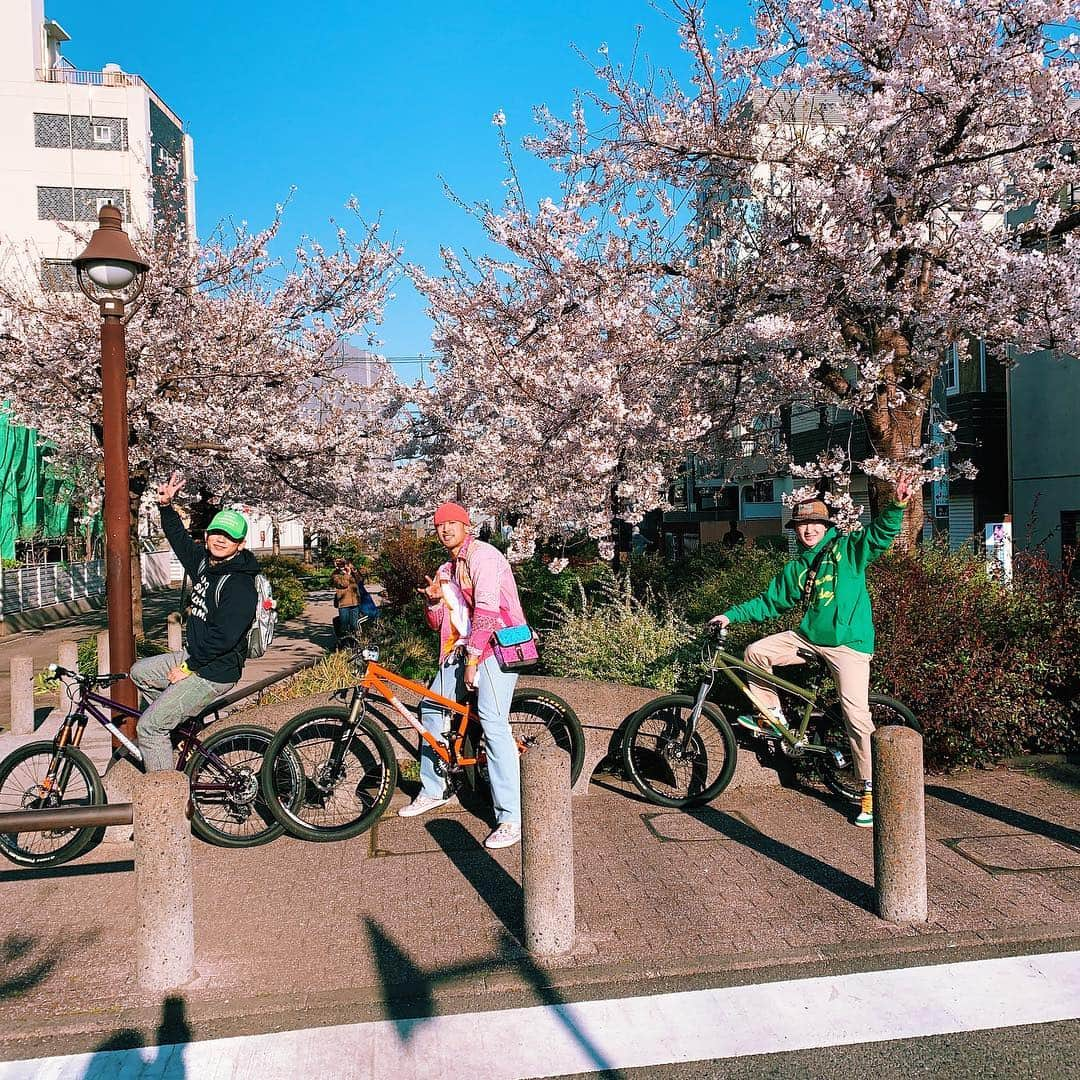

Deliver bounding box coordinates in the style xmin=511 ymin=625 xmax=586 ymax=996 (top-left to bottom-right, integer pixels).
xmin=161 ymin=505 xmax=259 ymax=684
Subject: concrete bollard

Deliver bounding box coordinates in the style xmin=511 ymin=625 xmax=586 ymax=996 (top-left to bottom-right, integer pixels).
xmin=96 ymin=630 xmax=111 ymax=677
xmin=166 ymin=613 xmax=183 ymax=652
xmin=520 ymin=743 xmax=575 ymax=956
xmin=133 ymin=769 xmax=195 ymax=992
xmin=9 ymin=656 xmax=34 ymax=735
xmin=873 ymin=725 xmax=928 ymax=924
xmin=103 ymin=755 xmax=142 ymax=843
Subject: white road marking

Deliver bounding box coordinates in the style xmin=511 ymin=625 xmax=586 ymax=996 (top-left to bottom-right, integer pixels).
xmin=3 ymin=950 xmax=1078 ymax=1079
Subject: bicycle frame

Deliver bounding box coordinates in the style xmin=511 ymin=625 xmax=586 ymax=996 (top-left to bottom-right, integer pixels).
xmin=49 ymin=674 xmax=235 ymax=793
xmin=332 ymin=660 xmax=482 ymax=769
xmin=684 ymin=640 xmax=831 ymax=758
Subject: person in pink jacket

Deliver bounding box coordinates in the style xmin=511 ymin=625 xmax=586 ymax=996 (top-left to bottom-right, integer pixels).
xmin=400 ymin=501 xmax=527 ymax=850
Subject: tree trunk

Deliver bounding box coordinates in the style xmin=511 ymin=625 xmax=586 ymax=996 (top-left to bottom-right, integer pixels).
xmin=303 ymin=531 xmax=313 ymax=566
xmin=862 ymin=394 xmax=926 ymax=551
xmin=272 ymin=522 xmax=281 ymax=556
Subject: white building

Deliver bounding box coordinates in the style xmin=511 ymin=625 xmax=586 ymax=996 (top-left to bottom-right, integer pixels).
xmin=0 ymin=0 xmax=195 ymax=289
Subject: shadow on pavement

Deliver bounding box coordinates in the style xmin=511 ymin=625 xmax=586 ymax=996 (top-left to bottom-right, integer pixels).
xmin=691 ymin=806 xmax=876 ymax=912
xmin=0 ymin=933 xmax=57 ymax=1001
xmin=426 ymin=817 xmax=522 ymax=939
xmin=80 ymin=995 xmax=192 ymax=1079
xmin=0 ymin=858 xmax=133 ymax=884
xmin=0 ymin=928 xmax=101 ymax=1002
xmin=926 ymin=785 xmax=1080 ymax=847
xmin=363 ymin=919 xmax=624 ymax=1078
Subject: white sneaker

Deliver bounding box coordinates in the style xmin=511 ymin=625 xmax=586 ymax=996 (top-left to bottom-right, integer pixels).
xmin=484 ymin=822 xmax=521 ymax=850
xmin=398 ymin=793 xmax=455 ymax=818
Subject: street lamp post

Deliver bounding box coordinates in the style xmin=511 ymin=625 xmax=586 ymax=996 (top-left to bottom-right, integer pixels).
xmin=72 ymin=205 xmax=150 ymax=736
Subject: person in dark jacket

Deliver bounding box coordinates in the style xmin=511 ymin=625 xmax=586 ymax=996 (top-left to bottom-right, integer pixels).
xmin=129 ymin=471 xmax=259 ymax=771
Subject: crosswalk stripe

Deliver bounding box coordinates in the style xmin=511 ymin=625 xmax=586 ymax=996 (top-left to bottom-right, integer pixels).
xmin=3 ymin=950 xmax=1078 ymax=1079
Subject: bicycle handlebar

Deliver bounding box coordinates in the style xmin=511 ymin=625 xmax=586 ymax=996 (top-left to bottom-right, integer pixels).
xmin=47 ymin=664 xmax=129 ymax=687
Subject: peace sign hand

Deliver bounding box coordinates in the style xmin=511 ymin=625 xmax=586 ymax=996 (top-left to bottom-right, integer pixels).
xmin=157 ymin=470 xmax=185 ymax=506
xmin=417 ymin=575 xmax=442 ymax=603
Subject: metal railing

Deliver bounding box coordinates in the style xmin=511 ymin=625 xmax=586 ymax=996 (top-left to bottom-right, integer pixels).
xmin=0 ymin=559 xmax=105 ymax=616
xmin=40 ymin=68 xmax=144 ymax=89
xmin=0 ymin=802 xmax=132 ymax=832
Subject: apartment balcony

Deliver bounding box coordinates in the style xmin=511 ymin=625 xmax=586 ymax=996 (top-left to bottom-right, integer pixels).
xmin=39 ymin=66 xmax=144 ymax=89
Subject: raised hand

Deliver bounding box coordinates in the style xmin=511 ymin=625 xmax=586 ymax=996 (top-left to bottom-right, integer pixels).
xmin=157 ymin=470 xmax=186 ymax=506
xmin=895 ymin=469 xmax=919 ymax=505
xmin=417 ymin=574 xmax=442 ymax=603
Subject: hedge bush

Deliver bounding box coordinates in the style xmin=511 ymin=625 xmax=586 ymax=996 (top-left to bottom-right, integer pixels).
xmin=870 ymin=542 xmax=1080 ymax=770
xmin=515 ymin=557 xmax=616 ymax=634
xmin=361 ymin=594 xmax=440 ymax=684
xmin=374 ymin=527 xmax=444 ymax=607
xmin=544 ymin=577 xmax=691 ymax=691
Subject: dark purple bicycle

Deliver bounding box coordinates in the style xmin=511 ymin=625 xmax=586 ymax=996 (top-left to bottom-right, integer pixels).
xmin=0 ymin=665 xmax=302 ymax=867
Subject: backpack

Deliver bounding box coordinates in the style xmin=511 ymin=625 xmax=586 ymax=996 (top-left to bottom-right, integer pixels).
xmin=208 ymin=565 xmax=278 ymax=659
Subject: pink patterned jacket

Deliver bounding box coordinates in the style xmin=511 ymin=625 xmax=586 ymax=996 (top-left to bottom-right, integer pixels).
xmin=424 ymin=536 xmax=526 ymax=663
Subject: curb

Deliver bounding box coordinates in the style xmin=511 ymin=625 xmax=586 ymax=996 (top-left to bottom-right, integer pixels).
xmin=2 ymin=922 xmax=1078 ymax=1063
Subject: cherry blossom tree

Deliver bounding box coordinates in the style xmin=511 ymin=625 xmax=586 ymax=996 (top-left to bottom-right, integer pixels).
xmin=0 ymin=178 xmax=408 ymax=631
xmin=425 ymin=0 xmax=1080 ymax=550
xmin=413 ymin=125 xmax=738 ymax=559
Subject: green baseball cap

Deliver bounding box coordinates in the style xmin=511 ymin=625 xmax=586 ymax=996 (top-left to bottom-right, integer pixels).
xmin=206 ymin=509 xmax=248 ymax=541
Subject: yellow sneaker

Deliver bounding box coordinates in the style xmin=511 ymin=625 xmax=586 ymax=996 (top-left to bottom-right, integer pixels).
xmin=854 ymin=791 xmax=873 ymax=828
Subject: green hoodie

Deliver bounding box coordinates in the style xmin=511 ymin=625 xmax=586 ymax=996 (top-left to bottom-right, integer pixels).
xmin=722 ymin=502 xmax=906 ymax=654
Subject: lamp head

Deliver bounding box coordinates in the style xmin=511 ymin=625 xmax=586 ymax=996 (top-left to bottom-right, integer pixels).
xmin=72 ymin=204 xmax=149 ymax=306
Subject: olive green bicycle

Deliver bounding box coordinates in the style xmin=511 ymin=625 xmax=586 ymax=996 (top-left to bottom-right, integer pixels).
xmin=620 ymin=625 xmax=920 ymax=808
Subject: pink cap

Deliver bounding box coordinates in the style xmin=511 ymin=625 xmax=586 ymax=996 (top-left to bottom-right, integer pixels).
xmin=433 ymin=501 xmax=471 ymax=526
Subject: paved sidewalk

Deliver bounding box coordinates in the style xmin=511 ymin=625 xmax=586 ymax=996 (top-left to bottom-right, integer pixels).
xmin=0 ymin=728 xmax=1077 ymax=1059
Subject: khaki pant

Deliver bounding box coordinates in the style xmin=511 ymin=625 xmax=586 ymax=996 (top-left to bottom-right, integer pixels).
xmin=743 ymin=631 xmax=874 ymax=782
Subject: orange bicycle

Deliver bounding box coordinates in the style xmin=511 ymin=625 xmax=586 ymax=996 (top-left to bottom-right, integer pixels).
xmin=259 ymin=646 xmax=584 ymax=842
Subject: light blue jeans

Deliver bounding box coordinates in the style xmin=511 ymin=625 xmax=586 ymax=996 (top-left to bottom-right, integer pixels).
xmin=418 ymin=654 xmax=520 ymax=824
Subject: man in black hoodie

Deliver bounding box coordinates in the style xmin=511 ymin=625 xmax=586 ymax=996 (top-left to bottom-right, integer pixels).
xmin=129 ymin=471 xmax=259 ymax=771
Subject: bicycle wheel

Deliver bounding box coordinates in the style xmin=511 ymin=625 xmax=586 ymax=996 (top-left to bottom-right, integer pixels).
xmin=621 ymin=695 xmax=738 ymax=808
xmin=813 ymin=695 xmax=922 ymax=802
xmin=0 ymin=742 xmax=105 ymax=867
xmin=186 ymin=724 xmax=302 ymax=848
xmin=259 ymin=706 xmax=397 ymax=842
xmin=507 ymin=689 xmax=586 ymax=784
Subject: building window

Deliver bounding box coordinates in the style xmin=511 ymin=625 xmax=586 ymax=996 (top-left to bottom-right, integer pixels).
xmin=40 ymin=259 xmax=77 ymax=293
xmin=941 ymin=344 xmax=959 ymax=395
xmin=92 ymin=124 xmax=112 ymax=144
xmin=743 ymin=480 xmax=775 ymax=504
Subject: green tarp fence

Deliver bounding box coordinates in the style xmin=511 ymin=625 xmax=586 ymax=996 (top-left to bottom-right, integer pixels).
xmin=0 ymin=407 xmax=81 ymax=562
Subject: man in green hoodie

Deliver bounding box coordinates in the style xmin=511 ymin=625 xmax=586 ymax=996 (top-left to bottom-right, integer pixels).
xmin=710 ymin=473 xmax=914 ymax=827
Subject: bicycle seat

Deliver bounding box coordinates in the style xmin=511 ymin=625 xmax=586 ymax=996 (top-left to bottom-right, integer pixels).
xmin=795 ymin=648 xmax=822 ymax=665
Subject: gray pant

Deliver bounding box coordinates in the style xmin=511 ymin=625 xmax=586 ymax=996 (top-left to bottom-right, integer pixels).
xmin=129 ymin=649 xmax=234 ymax=772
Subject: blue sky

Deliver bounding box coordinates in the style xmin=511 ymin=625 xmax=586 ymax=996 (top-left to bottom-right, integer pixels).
xmin=49 ymin=1 xmax=755 ymax=364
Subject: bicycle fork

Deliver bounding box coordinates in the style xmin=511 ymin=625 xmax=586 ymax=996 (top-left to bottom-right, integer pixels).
xmin=678 ymin=674 xmax=716 ymax=755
